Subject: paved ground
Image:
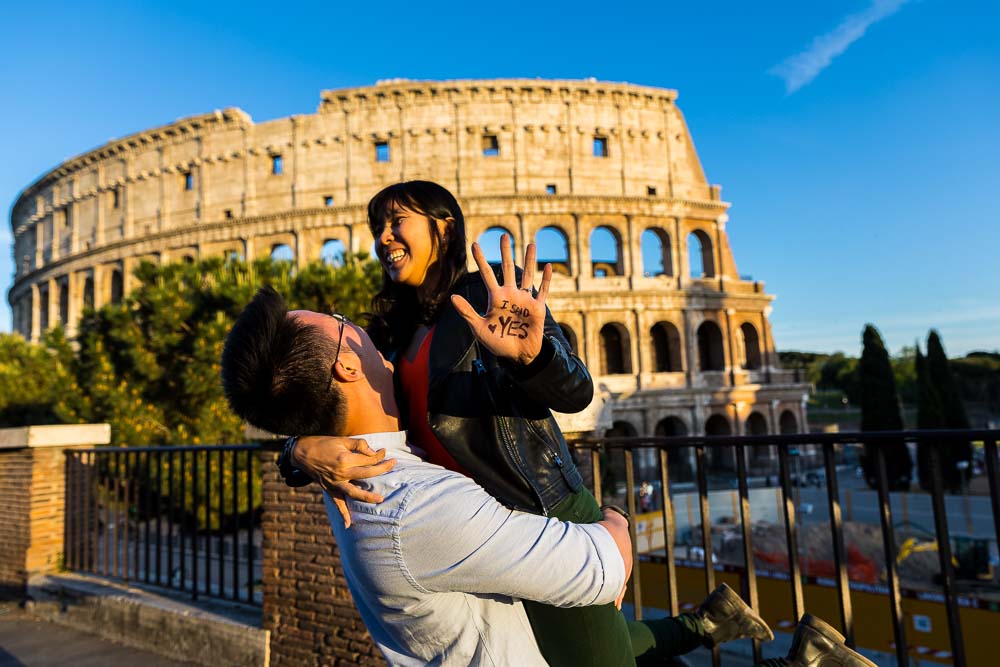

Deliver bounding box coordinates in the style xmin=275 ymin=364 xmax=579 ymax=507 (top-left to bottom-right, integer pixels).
xmin=0 ymin=603 xmax=193 ymax=667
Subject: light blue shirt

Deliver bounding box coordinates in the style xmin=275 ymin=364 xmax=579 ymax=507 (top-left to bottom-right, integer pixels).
xmin=321 ymin=430 xmax=626 ymax=667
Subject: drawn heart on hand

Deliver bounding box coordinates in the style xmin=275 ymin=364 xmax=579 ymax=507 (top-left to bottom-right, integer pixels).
xmin=487 ymin=323 xmax=497 ymax=334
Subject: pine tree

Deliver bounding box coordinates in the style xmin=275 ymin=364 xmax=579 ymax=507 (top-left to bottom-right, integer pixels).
xmin=925 ymin=330 xmax=972 ymax=491
xmin=858 ymin=324 xmax=911 ymax=490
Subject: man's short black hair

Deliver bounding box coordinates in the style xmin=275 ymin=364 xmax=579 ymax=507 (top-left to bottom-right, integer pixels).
xmin=221 ymin=286 xmax=347 ymax=437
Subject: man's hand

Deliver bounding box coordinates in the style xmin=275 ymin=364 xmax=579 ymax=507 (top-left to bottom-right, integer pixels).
xmin=451 ymin=234 xmax=553 ymax=366
xmin=292 ymin=436 xmax=396 ymax=528
xmin=597 ymin=508 xmax=633 ymax=610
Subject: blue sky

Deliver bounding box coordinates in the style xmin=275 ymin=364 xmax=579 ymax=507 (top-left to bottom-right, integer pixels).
xmin=2 ymin=1 xmax=997 ymax=356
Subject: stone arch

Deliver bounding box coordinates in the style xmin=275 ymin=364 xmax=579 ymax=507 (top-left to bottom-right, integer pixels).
xmin=110 ymin=268 xmax=124 ymax=304
xmin=590 ymin=226 xmax=623 ymax=277
xmin=650 ymin=321 xmax=682 ymax=372
xmin=704 ymin=413 xmax=734 ymax=470
xmin=640 ymin=228 xmax=673 ymax=277
xmin=696 ymin=321 xmax=725 ymax=372
xmin=779 ymin=410 xmax=799 ymax=434
xmin=271 ymin=243 xmax=294 ymax=262
xmin=535 ymin=226 xmax=571 ymax=275
xmin=83 ymin=276 xmax=94 ymax=310
xmin=321 ymin=239 xmax=346 ymax=266
xmin=746 ymin=411 xmax=773 ymax=471
xmin=605 ymin=420 xmax=639 ymax=438
xmin=58 ymin=279 xmax=69 ymax=326
xmin=599 ymin=322 xmax=632 ymax=375
xmin=557 ymin=322 xmax=578 ymax=354
xmin=39 ymin=285 xmax=49 ymax=331
xmin=655 ymin=416 xmax=692 ymax=481
xmin=746 ymin=412 xmax=768 ymax=436
xmin=655 ymin=416 xmax=688 ymax=436
xmin=477 ymin=226 xmax=517 ymax=267
xmin=705 ymin=414 xmax=731 ymax=436
xmin=687 ymin=229 xmax=715 ymax=278
xmin=740 ymin=322 xmax=762 ymax=370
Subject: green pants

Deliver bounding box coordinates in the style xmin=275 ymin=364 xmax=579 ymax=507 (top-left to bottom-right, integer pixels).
xmin=522 ymin=488 xmax=707 ymax=667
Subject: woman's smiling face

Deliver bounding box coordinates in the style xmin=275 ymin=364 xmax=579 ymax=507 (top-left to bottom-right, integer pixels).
xmin=377 ymin=203 xmax=449 ymax=293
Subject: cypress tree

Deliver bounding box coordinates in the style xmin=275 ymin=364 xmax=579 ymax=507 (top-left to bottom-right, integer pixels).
xmin=926 ymin=330 xmax=972 ymax=491
xmin=858 ymin=324 xmax=912 ymax=490
xmin=916 ymin=344 xmax=947 ymax=492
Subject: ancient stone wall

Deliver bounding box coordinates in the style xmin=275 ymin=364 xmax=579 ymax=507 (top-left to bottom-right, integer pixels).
xmin=7 ymin=78 xmax=810 ymax=440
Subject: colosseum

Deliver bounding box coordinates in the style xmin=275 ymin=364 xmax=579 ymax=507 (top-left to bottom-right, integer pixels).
xmin=8 ymin=77 xmax=809 ymax=466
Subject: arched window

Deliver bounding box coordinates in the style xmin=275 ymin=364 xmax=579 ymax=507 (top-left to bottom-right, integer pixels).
xmin=58 ymin=281 xmax=69 ymax=325
xmin=687 ymin=230 xmax=715 ymax=278
xmin=590 ymin=226 xmax=622 ymax=277
xmin=655 ymin=417 xmax=687 ymax=437
xmin=704 ymin=414 xmax=734 ymax=470
xmin=536 ymin=226 xmax=571 ymax=275
xmin=557 ymin=323 xmax=578 ymax=354
xmin=656 ymin=416 xmax=691 ymax=481
xmin=321 ymin=239 xmax=346 ymax=267
xmin=181 ymin=254 xmax=196 ymax=264
xmin=779 ymin=410 xmax=799 ymax=434
xmin=640 ymin=228 xmax=673 ymax=277
xmin=83 ymin=276 xmax=94 ymax=310
xmin=705 ymin=414 xmax=731 ymax=436
xmin=110 ymin=269 xmax=124 ymax=305
xmin=271 ymin=243 xmax=294 ymax=263
xmin=605 ymin=421 xmax=638 ymax=438
xmin=740 ymin=323 xmax=762 ymax=370
xmin=745 ymin=412 xmax=773 ymax=470
xmin=650 ymin=321 xmax=682 ymax=372
xmin=477 ymin=227 xmax=517 ymax=267
xmin=745 ymin=412 xmax=768 ymax=436
xmin=696 ymin=321 xmax=725 ymax=371
xmin=599 ymin=323 xmax=632 ymax=375
xmin=39 ymin=287 xmax=49 ymax=331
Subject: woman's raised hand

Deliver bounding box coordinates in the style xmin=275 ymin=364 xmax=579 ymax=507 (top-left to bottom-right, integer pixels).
xmin=451 ymin=234 xmax=553 ymax=366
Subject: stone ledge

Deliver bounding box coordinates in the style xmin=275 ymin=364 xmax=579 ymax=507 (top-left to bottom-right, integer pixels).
xmin=0 ymin=424 xmax=111 ymax=450
xmin=26 ymin=572 xmax=268 ymax=667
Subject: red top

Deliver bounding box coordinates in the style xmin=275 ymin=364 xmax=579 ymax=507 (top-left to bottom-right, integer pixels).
xmin=397 ymin=327 xmax=468 ymax=474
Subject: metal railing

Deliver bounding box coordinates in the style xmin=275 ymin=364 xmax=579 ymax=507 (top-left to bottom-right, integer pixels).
xmin=64 ymin=445 xmax=262 ymax=606
xmin=572 ymin=429 xmax=1000 ymax=667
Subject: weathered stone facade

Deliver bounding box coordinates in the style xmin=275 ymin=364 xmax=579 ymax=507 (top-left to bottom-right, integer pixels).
xmin=7 ymin=78 xmax=808 ymax=441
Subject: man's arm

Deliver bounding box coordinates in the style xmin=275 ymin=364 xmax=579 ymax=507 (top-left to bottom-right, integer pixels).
xmin=397 ymin=473 xmax=630 ymax=608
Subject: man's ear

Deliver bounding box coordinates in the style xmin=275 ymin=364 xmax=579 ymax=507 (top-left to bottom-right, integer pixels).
xmin=332 ymin=359 xmax=365 ymax=383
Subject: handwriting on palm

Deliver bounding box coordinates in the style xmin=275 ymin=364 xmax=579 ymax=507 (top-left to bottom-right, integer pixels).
xmin=451 ymin=234 xmax=553 ymax=366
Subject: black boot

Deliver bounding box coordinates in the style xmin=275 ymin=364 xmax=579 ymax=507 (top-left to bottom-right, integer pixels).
xmin=786 ymin=614 xmax=876 ymax=667
xmin=695 ymin=583 xmax=774 ymax=647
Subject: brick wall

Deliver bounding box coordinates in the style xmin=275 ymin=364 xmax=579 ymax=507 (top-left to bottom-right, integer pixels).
xmin=0 ymin=448 xmax=33 ymax=596
xmin=260 ymin=451 xmax=385 ymax=666
xmin=26 ymin=446 xmax=70 ymax=576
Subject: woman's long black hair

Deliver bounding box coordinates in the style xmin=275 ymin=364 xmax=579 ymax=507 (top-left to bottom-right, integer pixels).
xmin=365 ymin=181 xmax=468 ymax=353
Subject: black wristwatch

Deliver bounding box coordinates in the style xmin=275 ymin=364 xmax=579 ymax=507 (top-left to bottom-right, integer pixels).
xmin=600 ymin=504 xmax=630 ymax=523
xmin=277 ymin=436 xmax=315 ymax=488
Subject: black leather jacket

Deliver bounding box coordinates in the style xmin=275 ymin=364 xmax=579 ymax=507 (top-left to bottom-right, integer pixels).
xmin=393 ymin=270 xmax=592 ymax=515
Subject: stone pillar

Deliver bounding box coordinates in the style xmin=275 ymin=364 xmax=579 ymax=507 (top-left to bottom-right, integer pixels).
xmin=0 ymin=424 xmax=111 ymax=597
xmin=29 ymin=284 xmax=40 ymax=342
xmin=46 ymin=277 xmax=58 ymax=332
xmin=260 ymin=448 xmax=384 ymax=666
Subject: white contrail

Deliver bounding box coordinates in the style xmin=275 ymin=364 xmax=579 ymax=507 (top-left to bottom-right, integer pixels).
xmin=770 ymin=0 xmax=912 ymax=94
